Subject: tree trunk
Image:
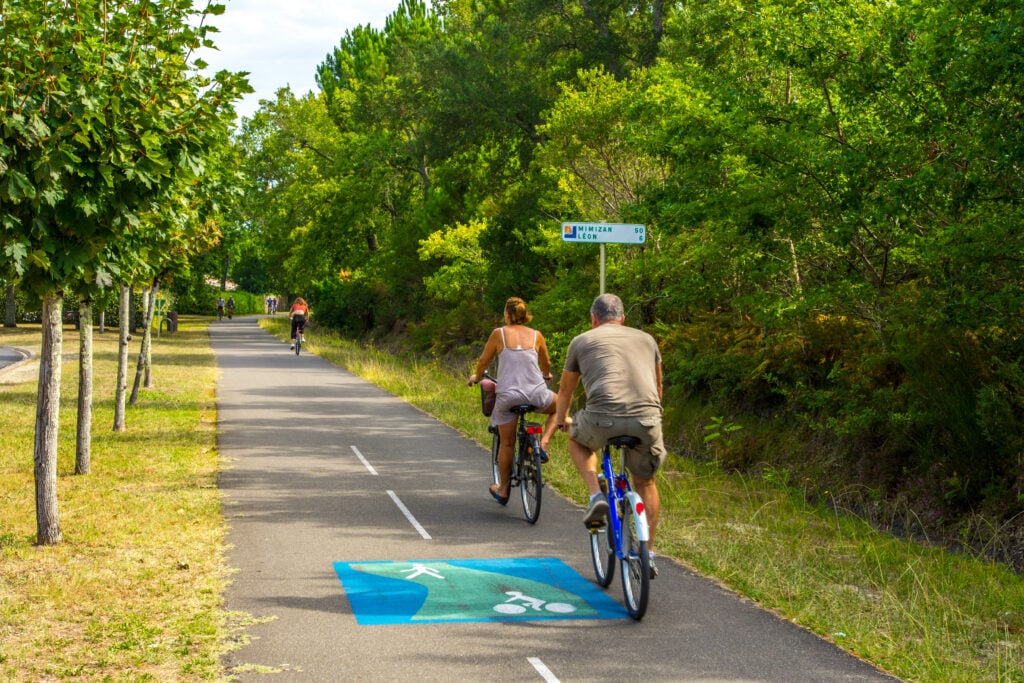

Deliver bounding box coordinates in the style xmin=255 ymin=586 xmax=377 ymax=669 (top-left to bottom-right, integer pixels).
xmin=130 ymin=281 xmax=158 ymax=405
xmin=34 ymin=294 xmax=63 ymax=545
xmin=144 ymin=282 xmax=156 ymax=387
xmin=98 ymin=310 xmax=105 ymax=334
xmin=4 ymin=283 xmax=15 ymax=327
xmin=113 ymin=283 xmax=130 ymax=431
xmin=76 ymin=299 xmax=93 ymax=475
xmin=129 ymin=288 xmax=139 ymax=333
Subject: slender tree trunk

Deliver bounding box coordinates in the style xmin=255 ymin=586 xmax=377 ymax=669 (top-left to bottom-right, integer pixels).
xmin=113 ymin=283 xmax=130 ymax=431
xmin=130 ymin=282 xmax=158 ymax=404
xmin=34 ymin=294 xmax=63 ymax=545
xmin=98 ymin=310 xmax=105 ymax=334
xmin=4 ymin=283 xmax=15 ymax=327
xmin=76 ymin=299 xmax=93 ymax=475
xmin=129 ymin=288 xmax=138 ymax=333
xmin=782 ymin=237 xmax=803 ymax=294
xmin=144 ymin=282 xmax=156 ymax=388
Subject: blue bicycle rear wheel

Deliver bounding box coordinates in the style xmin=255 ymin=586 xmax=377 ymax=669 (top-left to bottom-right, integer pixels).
xmin=620 ymin=500 xmax=650 ymax=620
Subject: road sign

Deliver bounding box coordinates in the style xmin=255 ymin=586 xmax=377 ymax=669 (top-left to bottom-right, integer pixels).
xmin=334 ymin=557 xmax=626 ymax=625
xmin=561 ymin=222 xmax=646 ymax=244
xmin=560 ymin=222 xmax=647 ymax=293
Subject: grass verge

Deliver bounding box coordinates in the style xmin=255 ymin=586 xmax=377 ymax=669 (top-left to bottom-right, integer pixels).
xmin=265 ymin=318 xmax=1024 ymax=683
xmin=0 ymin=318 xmax=228 ymax=681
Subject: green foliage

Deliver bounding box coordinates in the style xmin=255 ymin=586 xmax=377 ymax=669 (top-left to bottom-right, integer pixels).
xmin=419 ymin=220 xmax=488 ymax=304
xmin=0 ymin=0 xmax=249 ymax=298
xmin=310 ymin=273 xmax=393 ymax=338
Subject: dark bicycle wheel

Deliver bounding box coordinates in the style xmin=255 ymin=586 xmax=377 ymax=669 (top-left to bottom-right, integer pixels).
xmin=489 ymin=425 xmax=500 ymax=489
xmin=589 ymin=476 xmax=614 ymax=586
xmin=294 ymin=335 xmax=301 ymax=355
xmin=620 ymin=498 xmax=650 ymax=620
xmin=519 ymin=434 xmax=542 ymax=524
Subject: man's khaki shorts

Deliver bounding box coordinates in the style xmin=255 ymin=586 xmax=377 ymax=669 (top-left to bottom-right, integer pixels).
xmin=570 ymin=410 xmax=666 ymax=479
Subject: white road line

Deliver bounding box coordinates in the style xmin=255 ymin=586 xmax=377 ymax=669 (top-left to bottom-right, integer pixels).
xmin=527 ymin=657 xmax=560 ymax=682
xmin=387 ymin=490 xmax=432 ymax=540
xmin=351 ymin=445 xmax=378 ymax=475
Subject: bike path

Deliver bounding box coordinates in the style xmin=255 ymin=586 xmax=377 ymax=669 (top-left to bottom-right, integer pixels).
xmin=0 ymin=345 xmax=32 ymax=370
xmin=215 ymin=317 xmax=899 ymax=681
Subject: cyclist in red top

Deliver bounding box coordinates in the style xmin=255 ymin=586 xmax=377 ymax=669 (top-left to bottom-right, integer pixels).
xmin=289 ymin=297 xmax=310 ymax=350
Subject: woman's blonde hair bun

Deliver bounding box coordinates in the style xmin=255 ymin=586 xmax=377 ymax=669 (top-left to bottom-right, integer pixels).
xmin=505 ymin=296 xmax=532 ymax=325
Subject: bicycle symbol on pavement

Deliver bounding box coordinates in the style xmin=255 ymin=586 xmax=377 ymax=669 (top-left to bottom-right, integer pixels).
xmin=494 ymin=590 xmax=576 ymax=615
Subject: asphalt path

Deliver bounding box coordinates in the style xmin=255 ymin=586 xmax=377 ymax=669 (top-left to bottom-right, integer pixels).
xmin=0 ymin=345 xmax=31 ymax=369
xmin=215 ymin=317 xmax=899 ymax=682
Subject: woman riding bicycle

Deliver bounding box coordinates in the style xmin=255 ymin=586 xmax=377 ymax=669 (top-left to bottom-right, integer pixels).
xmin=289 ymin=297 xmax=310 ymax=350
xmin=467 ymin=297 xmax=557 ymax=505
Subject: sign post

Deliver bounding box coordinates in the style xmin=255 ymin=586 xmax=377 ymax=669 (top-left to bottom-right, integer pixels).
xmin=154 ymin=296 xmax=167 ymax=338
xmin=561 ymin=222 xmax=646 ymax=294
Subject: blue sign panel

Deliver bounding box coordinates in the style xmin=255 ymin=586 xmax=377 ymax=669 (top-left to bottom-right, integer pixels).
xmin=334 ymin=557 xmax=626 ymax=625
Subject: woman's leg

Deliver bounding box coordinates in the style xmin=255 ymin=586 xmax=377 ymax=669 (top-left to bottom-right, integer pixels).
xmin=538 ymin=391 xmax=558 ymax=451
xmin=491 ymin=420 xmax=517 ymax=498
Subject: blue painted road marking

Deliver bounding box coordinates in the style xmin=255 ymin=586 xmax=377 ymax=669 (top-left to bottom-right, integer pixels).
xmin=334 ymin=557 xmax=627 ymax=625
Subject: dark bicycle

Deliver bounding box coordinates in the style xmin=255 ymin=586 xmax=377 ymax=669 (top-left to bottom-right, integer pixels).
xmin=483 ymin=372 xmax=544 ymax=524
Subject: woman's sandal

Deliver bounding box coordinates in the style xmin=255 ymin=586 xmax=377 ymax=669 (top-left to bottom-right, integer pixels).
xmin=489 ymin=484 xmax=510 ymax=506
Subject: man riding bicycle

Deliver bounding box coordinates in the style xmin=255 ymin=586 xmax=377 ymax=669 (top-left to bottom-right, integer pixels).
xmin=552 ymin=293 xmax=666 ymax=576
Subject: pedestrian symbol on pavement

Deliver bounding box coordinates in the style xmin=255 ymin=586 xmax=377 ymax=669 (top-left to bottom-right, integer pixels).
xmin=334 ymin=557 xmax=626 ymax=625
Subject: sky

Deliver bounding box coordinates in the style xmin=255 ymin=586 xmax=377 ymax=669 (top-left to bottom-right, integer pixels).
xmin=199 ymin=0 xmax=401 ymax=120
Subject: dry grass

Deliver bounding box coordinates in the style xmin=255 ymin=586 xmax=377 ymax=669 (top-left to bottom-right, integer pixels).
xmin=0 ymin=317 xmax=227 ymax=681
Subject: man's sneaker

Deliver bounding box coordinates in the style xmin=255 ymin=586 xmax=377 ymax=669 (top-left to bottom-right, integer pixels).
xmin=583 ymin=495 xmax=609 ymax=528
xmin=649 ymin=555 xmax=659 ymax=579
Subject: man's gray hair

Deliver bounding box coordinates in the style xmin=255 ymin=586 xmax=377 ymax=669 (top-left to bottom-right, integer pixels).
xmin=590 ymin=293 xmax=625 ymax=322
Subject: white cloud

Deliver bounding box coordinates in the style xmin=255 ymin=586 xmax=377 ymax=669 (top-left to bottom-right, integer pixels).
xmin=199 ymin=0 xmax=399 ymax=119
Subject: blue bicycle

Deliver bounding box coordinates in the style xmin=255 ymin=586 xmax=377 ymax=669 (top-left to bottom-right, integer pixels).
xmin=588 ymin=435 xmax=651 ymax=620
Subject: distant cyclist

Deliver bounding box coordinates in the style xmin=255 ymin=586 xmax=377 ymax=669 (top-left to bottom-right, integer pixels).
xmin=216 ymin=296 xmax=225 ymax=320
xmin=289 ymin=297 xmax=310 ymax=350
xmin=226 ymin=296 xmax=236 ymax=319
